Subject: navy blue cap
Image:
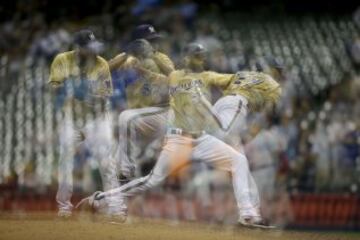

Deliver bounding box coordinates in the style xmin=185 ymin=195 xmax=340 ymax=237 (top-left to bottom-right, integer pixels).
xmin=131 ymin=24 xmax=162 ymax=41
xmin=73 ymin=29 xmax=103 ymax=53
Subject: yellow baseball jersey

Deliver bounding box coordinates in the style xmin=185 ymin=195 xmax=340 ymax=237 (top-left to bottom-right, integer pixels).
xmin=112 ymin=51 xmax=174 ymax=109
xmin=168 ymin=70 xmax=234 ymax=132
xmin=49 ymin=50 xmax=112 ymax=120
xmin=223 ymin=71 xmax=282 ymax=111
xmin=153 ymin=51 xmax=175 ymax=74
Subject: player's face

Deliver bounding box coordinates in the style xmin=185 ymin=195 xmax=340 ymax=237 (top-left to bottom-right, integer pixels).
xmin=78 ymin=47 xmax=96 ymax=58
xmin=187 ymin=53 xmax=205 ymax=70
xmin=142 ymin=44 xmax=154 ymax=58
xmin=148 ymin=38 xmax=160 ymax=51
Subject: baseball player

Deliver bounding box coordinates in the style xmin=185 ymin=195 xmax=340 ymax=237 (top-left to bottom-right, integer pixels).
xmin=108 ymin=25 xmax=175 ymax=180
xmin=49 ymin=30 xmax=121 ymax=219
xmin=79 ymin=43 xmax=277 ymax=228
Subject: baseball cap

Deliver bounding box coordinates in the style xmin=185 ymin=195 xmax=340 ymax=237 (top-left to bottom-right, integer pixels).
xmin=73 ymin=29 xmax=103 ymax=53
xmin=183 ymin=43 xmax=207 ymax=56
xmin=131 ymin=24 xmax=162 ymax=41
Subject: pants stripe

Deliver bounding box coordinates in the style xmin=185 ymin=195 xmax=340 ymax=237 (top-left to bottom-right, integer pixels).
xmin=120 ymin=170 xmax=154 ymax=193
xmin=223 ymin=100 xmax=243 ymax=132
xmin=202 ymin=97 xmax=243 ymax=132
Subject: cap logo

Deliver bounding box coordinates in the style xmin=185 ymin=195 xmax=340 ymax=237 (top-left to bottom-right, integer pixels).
xmin=148 ymin=26 xmax=155 ymax=33
xmin=89 ymin=33 xmax=95 ymax=40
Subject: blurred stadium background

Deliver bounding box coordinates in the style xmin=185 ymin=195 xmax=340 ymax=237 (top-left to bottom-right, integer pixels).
xmin=0 ymin=0 xmax=360 ymax=232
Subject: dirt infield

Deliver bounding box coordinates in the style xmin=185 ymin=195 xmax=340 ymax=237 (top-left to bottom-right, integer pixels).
xmin=0 ymin=212 xmax=358 ymax=240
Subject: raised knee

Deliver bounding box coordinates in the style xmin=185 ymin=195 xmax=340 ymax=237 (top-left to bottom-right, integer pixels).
xmin=119 ymin=110 xmax=138 ymax=124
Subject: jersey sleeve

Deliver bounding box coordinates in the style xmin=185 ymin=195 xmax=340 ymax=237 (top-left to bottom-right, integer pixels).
xmin=49 ymin=54 xmax=67 ymax=87
xmin=96 ymin=59 xmax=113 ymax=97
xmin=122 ymin=56 xmax=139 ymax=68
xmin=153 ymin=52 xmax=175 ymax=75
xmin=108 ymin=52 xmax=127 ymax=71
xmin=205 ymin=71 xmax=233 ymax=88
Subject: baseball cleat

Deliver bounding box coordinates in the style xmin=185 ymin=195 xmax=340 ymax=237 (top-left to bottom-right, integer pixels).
xmin=57 ymin=209 xmax=72 ymax=219
xmin=76 ymin=191 xmax=128 ymax=224
xmin=107 ymin=213 xmax=127 ymax=224
xmin=238 ymin=217 xmax=276 ymax=229
xmin=106 ymin=195 xmax=128 ymax=223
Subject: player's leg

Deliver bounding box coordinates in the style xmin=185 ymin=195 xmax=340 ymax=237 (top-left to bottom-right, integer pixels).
xmin=252 ymin=166 xmax=276 ymax=221
xmin=88 ymin=134 xmax=192 ymax=218
xmin=117 ymin=107 xmax=168 ymax=178
xmin=107 ymin=134 xmax=191 ymax=197
xmin=128 ymin=109 xmax=168 ymax=174
xmin=82 ymin=113 xmax=129 ymax=217
xmin=84 ymin=114 xmax=119 ymax=192
xmin=192 ymin=134 xmax=262 ymax=222
xmin=56 ymin=118 xmax=77 ymax=217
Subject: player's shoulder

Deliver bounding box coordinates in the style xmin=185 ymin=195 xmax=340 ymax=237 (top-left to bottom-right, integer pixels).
xmin=125 ymin=55 xmax=136 ymax=61
xmin=52 ymin=50 xmax=74 ymax=63
xmin=57 ymin=50 xmax=75 ymax=58
xmin=111 ymin=52 xmax=126 ymax=60
xmin=96 ymin=55 xmax=110 ymax=68
xmin=123 ymin=55 xmax=139 ymax=67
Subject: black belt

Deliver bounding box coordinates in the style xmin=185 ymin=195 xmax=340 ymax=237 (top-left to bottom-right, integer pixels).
xmin=167 ymin=128 xmax=205 ymax=139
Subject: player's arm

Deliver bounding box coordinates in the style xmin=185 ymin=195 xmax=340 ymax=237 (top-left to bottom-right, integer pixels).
xmin=205 ymin=71 xmax=234 ymax=88
xmin=194 ymin=82 xmax=243 ymax=132
xmin=153 ymin=52 xmax=175 ymax=75
xmin=194 ymin=85 xmax=224 ymax=129
xmin=95 ymin=59 xmax=113 ymax=98
xmin=48 ymin=53 xmax=73 ymax=104
xmin=126 ymin=56 xmax=168 ymax=84
xmin=48 ymin=54 xmax=66 ymax=89
xmin=108 ymin=53 xmax=127 ymax=71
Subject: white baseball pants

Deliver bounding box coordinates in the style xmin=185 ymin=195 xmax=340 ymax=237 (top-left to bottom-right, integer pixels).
xmin=116 ymin=106 xmax=168 ymax=178
xmin=56 ymin=113 xmax=119 ymax=213
xmin=104 ymin=133 xmax=261 ymax=219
